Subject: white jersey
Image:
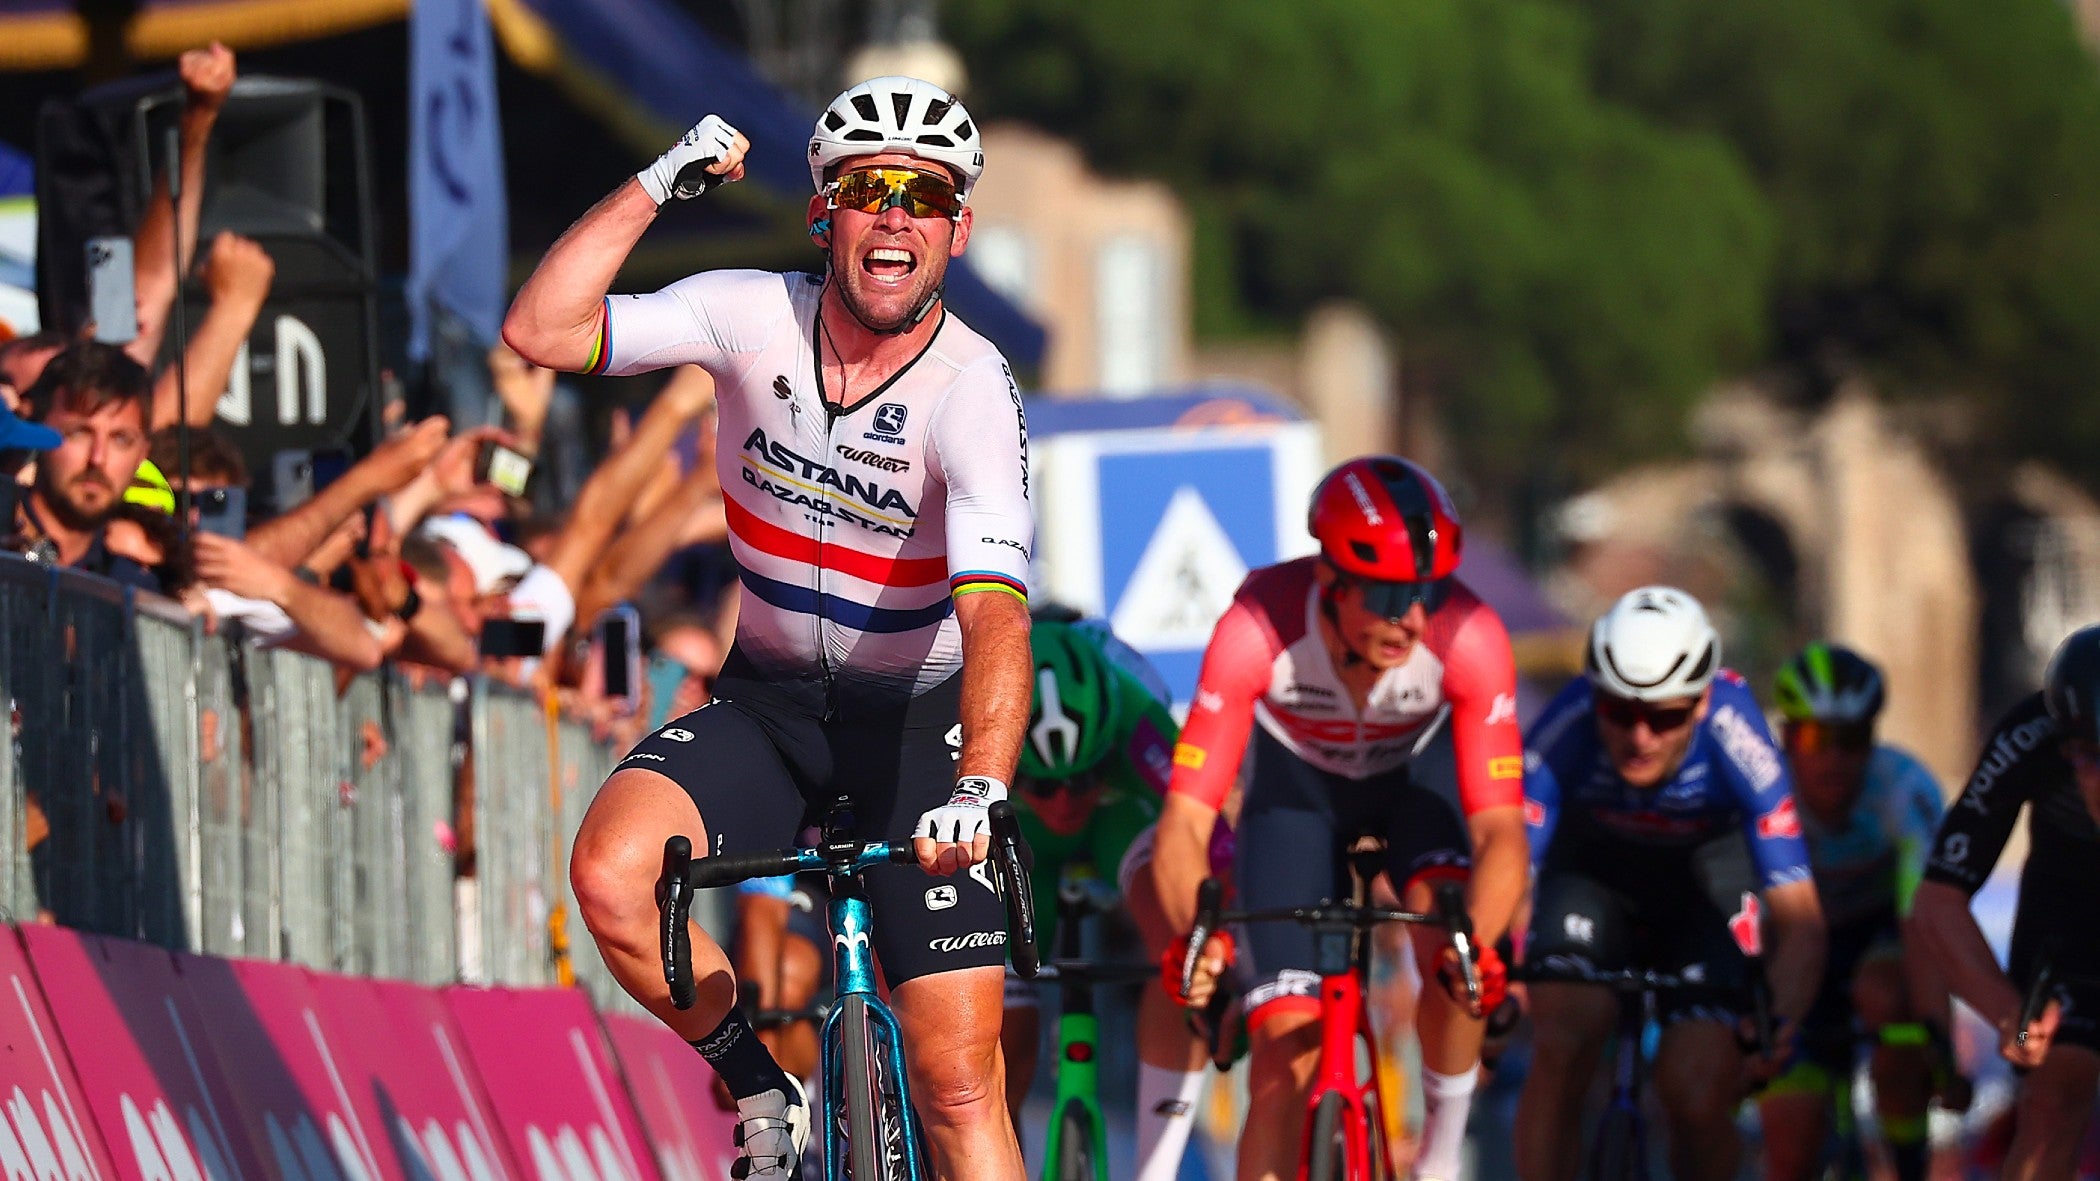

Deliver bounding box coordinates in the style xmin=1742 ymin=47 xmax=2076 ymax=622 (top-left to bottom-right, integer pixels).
xmin=595 ymin=270 xmax=1032 ymax=698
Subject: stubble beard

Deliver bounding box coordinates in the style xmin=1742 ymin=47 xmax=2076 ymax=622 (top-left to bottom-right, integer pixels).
xmin=832 ymin=247 xmax=946 ymax=335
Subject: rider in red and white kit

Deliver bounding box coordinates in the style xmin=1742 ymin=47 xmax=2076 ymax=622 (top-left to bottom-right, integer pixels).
xmin=1151 ymin=455 xmax=1529 ymax=1181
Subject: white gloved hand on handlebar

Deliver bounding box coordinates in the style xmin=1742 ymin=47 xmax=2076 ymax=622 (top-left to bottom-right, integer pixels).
xmin=915 ymin=776 xmax=1007 ymax=843
xmin=637 ymin=115 xmax=741 ymax=205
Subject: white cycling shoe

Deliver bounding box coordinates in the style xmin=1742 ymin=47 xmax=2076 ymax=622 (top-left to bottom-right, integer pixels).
xmin=731 ymin=1074 xmax=810 ymax=1178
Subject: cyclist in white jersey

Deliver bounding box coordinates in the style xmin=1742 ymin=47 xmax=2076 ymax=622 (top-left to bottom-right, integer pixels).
xmin=505 ymin=77 xmax=1033 ymax=1181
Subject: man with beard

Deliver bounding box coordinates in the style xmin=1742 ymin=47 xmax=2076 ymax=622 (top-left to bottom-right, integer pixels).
xmin=504 ymin=78 xmax=1033 ymax=1180
xmin=10 ymin=342 xmax=161 ymax=592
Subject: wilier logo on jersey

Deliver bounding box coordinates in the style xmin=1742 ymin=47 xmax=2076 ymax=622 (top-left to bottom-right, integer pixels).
xmin=864 ymin=402 xmax=909 ymax=445
xmin=742 ymin=428 xmax=919 ymax=538
xmin=836 ymin=444 xmax=911 ymax=473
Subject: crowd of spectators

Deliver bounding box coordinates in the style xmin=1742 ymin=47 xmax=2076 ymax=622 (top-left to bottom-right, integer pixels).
xmin=0 ymin=43 xmax=744 ymax=882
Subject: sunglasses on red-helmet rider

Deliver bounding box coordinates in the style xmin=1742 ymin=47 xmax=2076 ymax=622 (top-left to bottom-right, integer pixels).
xmin=1337 ymin=573 xmax=1448 ymax=618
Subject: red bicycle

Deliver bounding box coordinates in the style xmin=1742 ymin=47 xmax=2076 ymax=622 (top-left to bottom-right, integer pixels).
xmin=1180 ymin=873 xmax=1478 ymax=1181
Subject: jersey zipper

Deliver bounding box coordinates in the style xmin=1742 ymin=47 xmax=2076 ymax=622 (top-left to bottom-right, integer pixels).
xmin=814 ymin=388 xmax=839 ymax=721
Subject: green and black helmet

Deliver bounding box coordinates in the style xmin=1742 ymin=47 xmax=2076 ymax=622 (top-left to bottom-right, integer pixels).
xmin=1018 ymin=621 xmax=1124 ymax=783
xmin=1774 ymin=642 xmax=1886 ymax=727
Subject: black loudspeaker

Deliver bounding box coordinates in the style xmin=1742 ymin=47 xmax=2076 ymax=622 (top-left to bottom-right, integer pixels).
xmin=37 ymin=76 xmax=379 ymax=482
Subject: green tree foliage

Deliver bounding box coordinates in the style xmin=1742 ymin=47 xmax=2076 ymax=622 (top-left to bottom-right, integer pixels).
xmin=947 ymin=0 xmax=1775 ymax=482
xmin=1577 ymin=0 xmax=2100 ymax=481
xmin=946 ymin=0 xmax=2100 ymax=484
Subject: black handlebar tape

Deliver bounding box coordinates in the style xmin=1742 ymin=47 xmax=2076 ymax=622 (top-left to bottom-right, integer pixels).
xmin=1182 ymin=878 xmax=1226 ymax=997
xmin=660 ymin=836 xmax=697 ymax=1011
xmin=989 ymin=802 xmax=1041 ymax=977
xmin=687 ymin=850 xmax=804 ymax=890
xmin=889 ymin=844 xmax=917 ymax=864
xmin=1748 ymin=959 xmax=1777 ymax=1058
xmin=2019 ymin=950 xmax=2058 ymax=1048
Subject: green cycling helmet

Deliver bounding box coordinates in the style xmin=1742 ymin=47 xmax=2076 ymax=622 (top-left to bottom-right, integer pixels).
xmin=1774 ymin=641 xmax=1886 ymax=726
xmin=1019 ymin=621 xmax=1124 ymax=782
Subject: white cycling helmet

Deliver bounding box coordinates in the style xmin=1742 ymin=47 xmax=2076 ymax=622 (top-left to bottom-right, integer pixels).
xmin=809 ymin=76 xmax=984 ymax=202
xmin=1586 ymin=586 xmax=1721 ymax=702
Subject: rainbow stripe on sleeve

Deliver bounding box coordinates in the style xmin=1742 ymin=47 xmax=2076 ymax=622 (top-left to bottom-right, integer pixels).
xmin=584 ymin=298 xmax=612 ymax=375
xmin=950 ymin=571 xmax=1027 ymax=603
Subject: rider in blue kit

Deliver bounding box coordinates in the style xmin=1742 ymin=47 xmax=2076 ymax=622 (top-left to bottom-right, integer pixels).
xmin=1514 ymin=586 xmax=1827 ymax=1181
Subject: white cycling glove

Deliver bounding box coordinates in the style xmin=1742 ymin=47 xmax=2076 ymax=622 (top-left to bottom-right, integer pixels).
xmin=916 ymin=775 xmax=1008 ymax=844
xmin=637 ymin=115 xmax=741 ymax=205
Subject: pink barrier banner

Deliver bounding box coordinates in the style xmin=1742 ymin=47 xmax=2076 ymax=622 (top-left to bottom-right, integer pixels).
xmin=181 ymin=955 xmax=403 ymax=1181
xmin=598 ymin=1014 xmax=739 ymax=1181
xmin=19 ymin=925 xmax=268 ymax=1181
xmin=307 ymin=975 xmax=521 ymax=1181
xmin=0 ymin=926 xmax=119 ymax=1179
xmin=444 ymin=987 xmax=660 ymax=1181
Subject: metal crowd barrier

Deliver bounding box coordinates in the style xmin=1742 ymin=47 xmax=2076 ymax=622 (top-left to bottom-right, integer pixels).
xmin=0 ymin=555 xmax=638 ymax=992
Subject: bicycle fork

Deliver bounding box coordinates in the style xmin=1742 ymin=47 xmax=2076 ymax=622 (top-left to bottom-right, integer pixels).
xmin=1299 ymin=970 xmax=1392 ymax=1181
xmin=821 ymin=887 xmax=928 ymax=1181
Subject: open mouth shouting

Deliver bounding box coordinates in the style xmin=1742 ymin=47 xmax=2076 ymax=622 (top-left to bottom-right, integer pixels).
xmin=862 ymin=245 xmax=920 ymax=286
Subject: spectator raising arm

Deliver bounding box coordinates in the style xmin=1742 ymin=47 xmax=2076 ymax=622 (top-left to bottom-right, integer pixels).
xmin=246 ymin=416 xmax=450 ymax=566
xmin=573 ymin=435 xmax=721 ymax=627
xmin=152 ymin=232 xmax=274 ymax=430
xmin=131 ymin=42 xmax=235 ymax=366
xmin=193 ymin=531 xmax=383 ymax=671
xmin=539 ymin=365 xmax=714 ymax=601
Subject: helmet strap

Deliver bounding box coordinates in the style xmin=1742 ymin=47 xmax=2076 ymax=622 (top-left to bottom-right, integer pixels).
xmin=1318 ymin=581 xmax=1370 ymax=668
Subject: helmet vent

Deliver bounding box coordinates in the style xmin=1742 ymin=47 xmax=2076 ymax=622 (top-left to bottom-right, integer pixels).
xmin=1686 ymin=642 xmax=1715 ymax=685
xmin=844 ymin=129 xmax=883 ymax=142
xmin=823 ymin=110 xmax=847 ymax=131
xmin=918 ymin=134 xmax=955 ymax=147
xmin=925 ymin=98 xmax=954 ymax=124
xmin=851 ymin=94 xmax=880 ymax=122
xmin=1350 ymin=541 xmax=1379 ymax=565
xmin=955 ymin=118 xmax=975 ymax=140
xmin=891 ymin=92 xmax=914 ymax=127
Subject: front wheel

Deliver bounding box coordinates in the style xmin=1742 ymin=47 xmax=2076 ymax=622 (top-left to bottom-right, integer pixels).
xmin=1587 ymin=1104 xmax=1644 ymax=1181
xmin=1306 ymin=1091 xmax=1350 ymax=1181
xmin=839 ymin=995 xmax=906 ymax=1181
xmin=1051 ymin=1103 xmax=1099 ymax=1181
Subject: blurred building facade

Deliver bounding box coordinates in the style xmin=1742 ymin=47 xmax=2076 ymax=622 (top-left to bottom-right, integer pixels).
xmin=968 ymin=124 xmax=1411 ymax=472
xmin=1548 ymin=385 xmax=1981 ymax=786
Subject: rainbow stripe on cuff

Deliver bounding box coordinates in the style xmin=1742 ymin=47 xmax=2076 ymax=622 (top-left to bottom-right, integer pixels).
xmin=950 ymin=571 xmax=1027 ymax=603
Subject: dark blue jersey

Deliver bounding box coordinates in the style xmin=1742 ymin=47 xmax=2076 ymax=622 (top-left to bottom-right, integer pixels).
xmin=1524 ymin=669 xmax=1813 ymax=891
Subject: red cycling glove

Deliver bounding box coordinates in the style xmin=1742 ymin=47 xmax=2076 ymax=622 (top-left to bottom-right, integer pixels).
xmin=1439 ymin=943 xmax=1508 ymax=1015
xmin=1159 ymin=930 xmax=1235 ymax=1004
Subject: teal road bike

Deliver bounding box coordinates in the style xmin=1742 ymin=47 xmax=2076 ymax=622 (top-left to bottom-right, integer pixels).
xmin=660 ymin=795 xmax=1038 ymax=1181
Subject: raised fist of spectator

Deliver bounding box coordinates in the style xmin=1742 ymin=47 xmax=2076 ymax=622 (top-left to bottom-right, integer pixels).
xmin=488 ymin=344 xmax=554 ymax=452
xmin=362 ymin=416 xmax=451 ymax=494
xmin=179 ymin=42 xmax=236 ymax=112
xmin=200 ymin=232 xmax=274 ymax=309
xmin=193 ymin=532 xmax=295 ymax=605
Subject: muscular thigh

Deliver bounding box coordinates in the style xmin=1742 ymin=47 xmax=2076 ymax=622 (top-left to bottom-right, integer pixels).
xmin=618 ymin=696 xmax=811 ymax=859
xmin=843 ymin=678 xmax=1010 ymax=987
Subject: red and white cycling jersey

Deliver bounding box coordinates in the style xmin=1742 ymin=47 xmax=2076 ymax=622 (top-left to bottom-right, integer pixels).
xmin=593 ymin=269 xmax=1032 ymax=696
xmin=1169 ymin=558 xmax=1525 ymax=813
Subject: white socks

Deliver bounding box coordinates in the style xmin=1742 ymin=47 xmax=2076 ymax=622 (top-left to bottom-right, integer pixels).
xmin=1135 ymin=1062 xmax=1206 ymax=1181
xmin=1413 ymin=1065 xmax=1478 ymax=1181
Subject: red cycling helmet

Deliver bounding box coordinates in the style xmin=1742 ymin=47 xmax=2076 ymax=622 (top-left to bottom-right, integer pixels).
xmin=1308 ymin=456 xmax=1463 ymax=614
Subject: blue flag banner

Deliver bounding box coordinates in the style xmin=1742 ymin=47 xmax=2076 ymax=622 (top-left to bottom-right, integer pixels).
xmin=410 ymin=0 xmax=509 ymax=359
